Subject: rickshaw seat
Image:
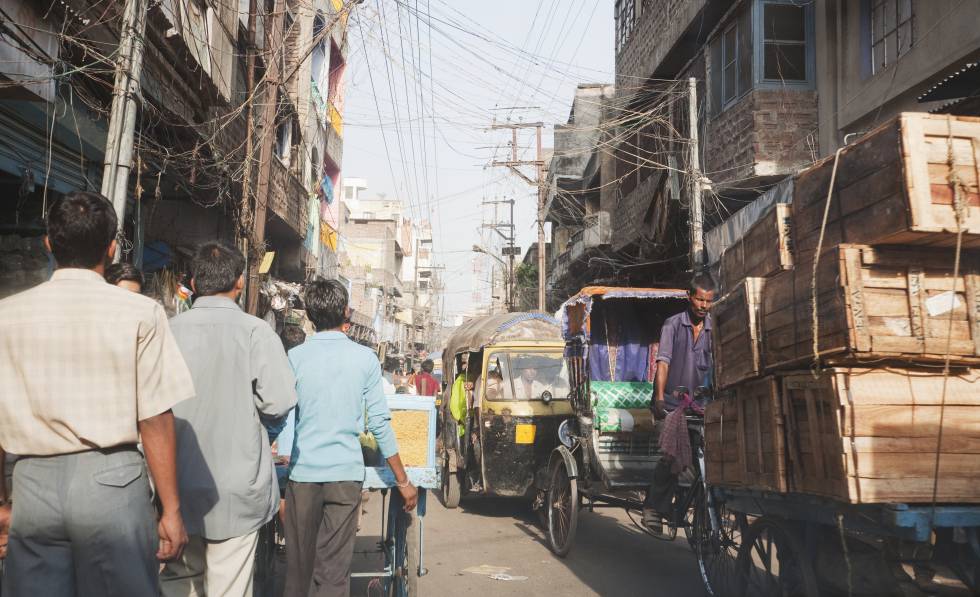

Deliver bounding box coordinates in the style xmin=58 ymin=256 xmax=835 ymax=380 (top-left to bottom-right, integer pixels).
xmin=591 ymin=381 xmax=655 ymax=433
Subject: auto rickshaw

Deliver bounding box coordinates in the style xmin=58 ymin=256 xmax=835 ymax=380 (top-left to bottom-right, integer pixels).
xmin=438 ymin=312 xmax=574 ymax=508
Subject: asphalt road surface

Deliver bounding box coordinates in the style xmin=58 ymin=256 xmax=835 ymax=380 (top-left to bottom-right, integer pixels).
xmin=350 ymin=492 xmax=706 ymax=597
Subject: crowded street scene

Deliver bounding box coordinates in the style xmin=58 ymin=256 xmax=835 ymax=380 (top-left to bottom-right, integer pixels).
xmin=1 ymin=0 xmax=980 ymax=596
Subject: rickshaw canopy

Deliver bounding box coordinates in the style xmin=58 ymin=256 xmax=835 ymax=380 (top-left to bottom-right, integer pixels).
xmin=443 ymin=312 xmax=562 ymax=359
xmin=559 ymin=287 xmax=687 ymax=341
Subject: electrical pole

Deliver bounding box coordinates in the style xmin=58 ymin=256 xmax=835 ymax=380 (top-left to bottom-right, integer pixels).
xmin=489 ymin=121 xmax=546 ymax=310
xmin=101 ymin=0 xmax=148 ymax=262
xmin=482 ymin=197 xmax=516 ymax=311
xmin=687 ymin=77 xmax=705 ymax=272
xmin=240 ymin=0 xmax=259 ymax=282
xmin=246 ymin=0 xmax=286 ymax=314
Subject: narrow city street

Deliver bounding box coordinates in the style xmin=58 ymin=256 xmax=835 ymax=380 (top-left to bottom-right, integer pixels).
xmin=350 ymin=494 xmax=705 ymax=597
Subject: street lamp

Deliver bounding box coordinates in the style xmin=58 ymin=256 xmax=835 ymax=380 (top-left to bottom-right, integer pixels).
xmin=472 ymin=244 xmax=512 ymax=311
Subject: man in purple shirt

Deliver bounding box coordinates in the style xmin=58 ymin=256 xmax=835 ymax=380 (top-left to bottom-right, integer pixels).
xmin=643 ymin=273 xmax=716 ymax=531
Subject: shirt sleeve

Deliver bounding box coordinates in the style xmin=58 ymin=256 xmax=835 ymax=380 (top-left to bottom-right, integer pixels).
xmin=656 ymin=317 xmax=676 ymax=365
xmin=364 ymin=358 xmax=399 ymax=459
xmin=250 ymin=326 xmax=298 ymax=418
xmin=136 ymin=304 xmax=195 ymax=421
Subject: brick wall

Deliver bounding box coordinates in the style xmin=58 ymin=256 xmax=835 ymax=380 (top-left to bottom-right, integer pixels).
xmin=704 ymin=89 xmax=819 ymax=188
xmin=616 ymin=0 xmax=705 ymax=87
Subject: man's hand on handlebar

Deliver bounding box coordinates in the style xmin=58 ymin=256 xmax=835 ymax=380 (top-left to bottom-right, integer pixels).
xmin=651 ymin=399 xmax=668 ymax=421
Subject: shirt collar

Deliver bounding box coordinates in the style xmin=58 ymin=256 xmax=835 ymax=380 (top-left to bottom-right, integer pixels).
xmin=679 ymin=310 xmax=712 ymax=330
xmin=50 ymin=268 xmax=105 ymax=283
xmin=192 ymin=295 xmax=242 ymax=310
xmin=311 ymin=331 xmax=348 ymax=340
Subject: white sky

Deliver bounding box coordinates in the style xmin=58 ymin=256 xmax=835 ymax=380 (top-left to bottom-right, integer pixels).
xmin=341 ymin=0 xmax=614 ymax=320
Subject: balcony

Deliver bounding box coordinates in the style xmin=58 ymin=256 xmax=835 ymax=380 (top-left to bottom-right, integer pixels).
xmin=269 ymin=157 xmax=309 ymax=238
xmin=583 ymin=212 xmax=611 ymax=248
xmin=548 ymin=250 xmax=571 ymax=288
xmin=569 ymin=229 xmax=584 ymax=263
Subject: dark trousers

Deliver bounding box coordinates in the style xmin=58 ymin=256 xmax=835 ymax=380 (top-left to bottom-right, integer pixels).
xmin=643 ymin=457 xmax=678 ymax=514
xmin=2 ymin=447 xmax=158 ymax=597
xmin=285 ymin=480 xmax=363 ymax=597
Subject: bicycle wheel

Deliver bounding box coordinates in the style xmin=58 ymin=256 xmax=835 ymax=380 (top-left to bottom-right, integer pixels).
xmin=735 ymin=517 xmax=819 ymax=597
xmin=546 ymin=458 xmax=579 ymax=557
xmin=692 ymin=489 xmax=746 ymax=597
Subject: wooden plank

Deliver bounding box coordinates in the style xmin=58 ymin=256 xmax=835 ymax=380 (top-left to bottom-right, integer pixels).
xmin=845 ymin=477 xmax=980 ymax=504
xmin=713 ymin=278 xmax=765 ymax=389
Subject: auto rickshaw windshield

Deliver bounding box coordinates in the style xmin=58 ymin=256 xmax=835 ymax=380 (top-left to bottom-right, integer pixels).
xmin=484 ymin=352 xmax=569 ymax=401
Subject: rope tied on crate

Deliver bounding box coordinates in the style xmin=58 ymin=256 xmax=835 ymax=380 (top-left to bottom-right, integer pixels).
xmin=810 ymin=147 xmax=846 ymax=375
xmin=929 ymin=115 xmax=969 ymax=523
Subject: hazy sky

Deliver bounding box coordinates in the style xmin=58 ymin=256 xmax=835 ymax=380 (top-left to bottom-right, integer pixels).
xmin=341 ymin=0 xmax=614 ymax=319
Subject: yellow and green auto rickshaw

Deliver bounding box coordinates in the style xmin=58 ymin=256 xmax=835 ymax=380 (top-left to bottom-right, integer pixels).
xmin=438 ymin=312 xmax=574 ymax=508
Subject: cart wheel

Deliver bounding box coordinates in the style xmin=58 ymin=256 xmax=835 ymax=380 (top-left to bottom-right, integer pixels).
xmin=387 ymin=497 xmax=420 ymax=597
xmin=692 ymin=491 xmax=747 ymax=597
xmin=546 ymin=459 xmax=578 ymax=558
xmin=441 ymin=457 xmax=460 ymax=509
xmin=735 ymin=517 xmax=818 ymax=597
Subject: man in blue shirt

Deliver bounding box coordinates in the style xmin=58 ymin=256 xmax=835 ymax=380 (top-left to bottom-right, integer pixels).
xmin=285 ymin=279 xmax=417 ymax=597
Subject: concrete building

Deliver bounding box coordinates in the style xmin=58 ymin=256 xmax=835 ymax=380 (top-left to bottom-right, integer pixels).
xmin=0 ymin=1 xmax=349 ymax=307
xmin=608 ymin=0 xmax=980 ymax=288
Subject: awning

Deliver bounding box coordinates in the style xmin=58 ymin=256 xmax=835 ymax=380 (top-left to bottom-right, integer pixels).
xmin=918 ymin=62 xmax=980 ymax=103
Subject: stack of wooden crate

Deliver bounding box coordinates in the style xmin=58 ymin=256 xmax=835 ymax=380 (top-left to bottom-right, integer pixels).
xmin=706 ymin=113 xmax=980 ymax=503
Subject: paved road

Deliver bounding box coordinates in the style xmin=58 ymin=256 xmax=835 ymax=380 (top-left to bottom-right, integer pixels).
xmin=351 ymin=492 xmax=706 ymax=597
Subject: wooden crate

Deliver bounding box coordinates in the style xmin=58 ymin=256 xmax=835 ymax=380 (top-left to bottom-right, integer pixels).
xmin=762 ymin=244 xmax=980 ymax=370
xmin=704 ymin=377 xmax=787 ymax=492
xmin=713 ymin=278 xmax=765 ymax=389
xmin=704 ymin=398 xmax=742 ymax=487
xmin=720 ymin=203 xmax=794 ymax=291
xmin=793 ymin=113 xmax=980 ymax=254
xmin=782 ymin=367 xmax=980 ymax=503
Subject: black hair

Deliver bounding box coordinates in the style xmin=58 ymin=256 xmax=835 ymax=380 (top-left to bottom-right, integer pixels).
xmin=105 ymin=262 xmax=144 ymax=287
xmin=280 ymin=325 xmax=307 ymax=352
xmin=689 ymin=272 xmax=717 ymax=295
xmin=192 ymin=241 xmax=245 ymax=297
xmin=304 ymin=279 xmax=348 ymax=331
xmin=46 ymin=191 xmax=117 ymax=268
xmin=421 ymin=359 xmax=434 ymax=373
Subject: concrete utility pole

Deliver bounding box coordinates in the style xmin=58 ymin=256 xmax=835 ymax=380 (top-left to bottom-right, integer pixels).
xmin=481 ymin=198 xmax=516 ymax=311
xmin=246 ymin=0 xmax=286 ymax=314
xmin=101 ymin=0 xmax=148 ymax=262
xmin=489 ymin=121 xmax=546 ymax=310
xmin=687 ymin=77 xmax=705 ymax=272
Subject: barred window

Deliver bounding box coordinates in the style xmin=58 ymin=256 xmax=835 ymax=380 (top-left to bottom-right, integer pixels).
xmin=870 ymin=0 xmax=914 ymax=74
xmin=615 ymin=0 xmax=636 ymax=54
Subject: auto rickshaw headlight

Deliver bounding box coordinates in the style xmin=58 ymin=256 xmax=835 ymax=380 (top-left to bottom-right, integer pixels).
xmin=541 ymin=390 xmax=553 ymax=405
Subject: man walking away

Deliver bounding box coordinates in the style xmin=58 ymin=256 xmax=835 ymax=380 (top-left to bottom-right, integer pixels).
xmin=414 ymin=359 xmax=439 ymax=397
xmin=0 ymin=191 xmax=194 ymax=596
xmin=642 ymin=273 xmax=715 ymax=533
xmin=161 ymin=242 xmax=297 ymax=597
xmin=286 ymin=280 xmax=418 ymax=597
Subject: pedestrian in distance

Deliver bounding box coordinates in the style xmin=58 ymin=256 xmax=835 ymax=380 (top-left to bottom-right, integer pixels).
xmin=285 ymin=279 xmax=418 ymax=597
xmin=414 ymin=359 xmax=439 ymax=397
xmin=105 ymin=261 xmax=144 ymax=293
xmin=160 ymin=241 xmax=297 ymax=597
xmin=0 ymin=191 xmax=195 ymax=595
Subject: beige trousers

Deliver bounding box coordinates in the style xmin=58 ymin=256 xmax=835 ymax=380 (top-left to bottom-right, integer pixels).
xmin=160 ymin=530 xmax=259 ymax=597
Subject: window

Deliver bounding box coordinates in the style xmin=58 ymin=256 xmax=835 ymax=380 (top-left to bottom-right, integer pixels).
xmin=615 ymin=0 xmax=635 ymax=54
xmin=710 ymin=7 xmax=752 ymax=113
xmin=870 ymin=0 xmax=914 ymax=74
xmin=710 ymin=1 xmax=812 ymax=114
xmin=484 ymin=351 xmax=570 ymax=402
xmin=762 ymin=2 xmax=807 ymax=82
xmin=274 ymin=119 xmax=291 ymax=162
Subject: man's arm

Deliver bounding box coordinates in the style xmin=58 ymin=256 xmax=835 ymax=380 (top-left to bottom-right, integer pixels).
xmin=653 ymin=361 xmax=670 ymax=420
xmin=251 ymin=327 xmax=298 ymax=418
xmin=139 ymin=410 xmax=188 ymax=561
xmin=0 ymin=445 xmax=8 ymax=559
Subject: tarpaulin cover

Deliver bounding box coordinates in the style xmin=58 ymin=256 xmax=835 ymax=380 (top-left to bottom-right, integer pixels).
xmin=443 ymin=312 xmax=561 ymax=359
xmin=559 ymin=287 xmax=687 ymax=340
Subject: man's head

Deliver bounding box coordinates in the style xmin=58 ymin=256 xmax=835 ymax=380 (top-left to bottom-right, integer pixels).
xmin=280 ymin=324 xmax=307 ymax=352
xmin=304 ymin=279 xmax=349 ymax=331
xmin=687 ymin=272 xmax=716 ymax=321
xmin=45 ymin=191 xmax=117 ymax=270
xmin=191 ymin=241 xmax=245 ymax=298
xmin=421 ymin=359 xmax=434 ymax=373
xmin=105 ymin=262 xmax=143 ymax=293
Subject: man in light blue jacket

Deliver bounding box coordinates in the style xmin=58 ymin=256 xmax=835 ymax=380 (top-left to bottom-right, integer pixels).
xmin=285 ymin=279 xmax=417 ymax=597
